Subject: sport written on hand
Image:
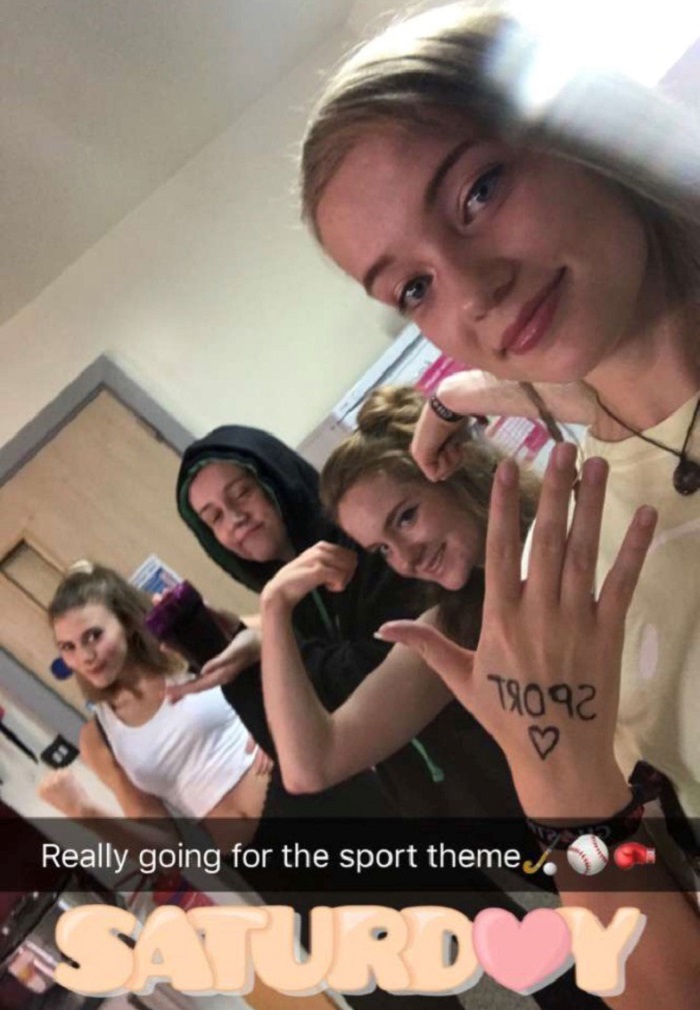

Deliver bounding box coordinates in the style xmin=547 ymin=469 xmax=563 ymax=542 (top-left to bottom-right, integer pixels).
xmin=487 ymin=676 xmax=596 ymax=722
xmin=377 ymin=443 xmax=657 ymax=809
xmin=487 ymin=676 xmax=597 ymax=762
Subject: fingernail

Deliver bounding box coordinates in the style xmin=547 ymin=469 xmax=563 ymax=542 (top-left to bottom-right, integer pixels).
xmin=554 ymin=442 xmax=576 ymax=469
xmin=373 ymin=630 xmax=387 ymax=641
xmin=637 ymin=505 xmax=657 ymax=528
xmin=497 ymin=459 xmax=517 ymax=486
xmin=584 ymin=456 xmax=607 ymax=483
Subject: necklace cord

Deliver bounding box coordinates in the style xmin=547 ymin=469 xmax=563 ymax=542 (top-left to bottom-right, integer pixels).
xmin=594 ymin=394 xmax=700 ymax=496
xmin=594 ymin=395 xmax=700 ymax=461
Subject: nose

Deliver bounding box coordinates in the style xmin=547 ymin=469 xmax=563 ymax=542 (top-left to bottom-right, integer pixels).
xmin=441 ymin=242 xmax=515 ymax=323
xmin=79 ymin=644 xmax=97 ymax=669
xmin=390 ymin=538 xmax=425 ymax=578
xmin=225 ymin=503 xmax=249 ymax=532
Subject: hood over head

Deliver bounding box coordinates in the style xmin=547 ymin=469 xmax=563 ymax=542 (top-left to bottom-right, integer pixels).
xmin=176 ymin=425 xmax=332 ymax=593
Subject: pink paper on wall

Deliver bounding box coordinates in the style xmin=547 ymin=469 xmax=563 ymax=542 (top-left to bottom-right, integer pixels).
xmin=416 ymin=353 xmax=466 ymax=395
xmin=486 ymin=415 xmax=551 ymax=464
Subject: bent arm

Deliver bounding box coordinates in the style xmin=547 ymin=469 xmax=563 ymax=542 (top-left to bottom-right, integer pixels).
xmin=557 ymin=865 xmax=700 ymax=1009
xmin=294 ymin=546 xmax=427 ymax=708
xmin=80 ymin=720 xmax=170 ymax=819
xmin=436 ymin=371 xmax=597 ymax=425
xmin=260 ymin=594 xmax=452 ymax=793
xmin=412 ymin=372 xmax=596 ymax=480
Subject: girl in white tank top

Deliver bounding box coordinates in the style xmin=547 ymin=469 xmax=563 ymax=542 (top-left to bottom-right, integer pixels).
xmin=40 ymin=562 xmax=269 ymax=829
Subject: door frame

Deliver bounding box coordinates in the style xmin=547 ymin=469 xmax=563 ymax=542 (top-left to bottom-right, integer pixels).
xmin=0 ymin=354 xmax=196 ymax=744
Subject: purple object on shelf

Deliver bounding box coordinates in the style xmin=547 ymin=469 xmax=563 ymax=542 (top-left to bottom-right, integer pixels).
xmin=145 ymin=581 xmax=235 ymax=672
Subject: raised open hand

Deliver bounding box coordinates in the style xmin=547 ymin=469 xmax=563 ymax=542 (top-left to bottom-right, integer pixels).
xmin=166 ymin=626 xmax=261 ymax=702
xmin=378 ymin=442 xmax=657 ymax=820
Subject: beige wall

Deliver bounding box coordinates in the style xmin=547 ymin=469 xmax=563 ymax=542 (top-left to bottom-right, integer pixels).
xmin=0 ymin=29 xmax=395 ymax=450
xmin=3 ymin=3 xmax=695 ymax=452
xmin=0 ymin=22 xmax=402 ymax=827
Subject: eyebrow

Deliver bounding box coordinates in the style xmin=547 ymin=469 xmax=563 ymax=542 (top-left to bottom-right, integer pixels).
xmin=361 ymin=138 xmax=475 ymax=296
xmin=196 ymin=476 xmax=247 ymax=519
xmin=362 ymin=254 xmax=395 ymax=297
xmin=55 ymin=626 xmax=99 ymax=648
xmin=367 ymin=494 xmax=406 ymax=545
xmin=385 ymin=498 xmax=409 ymax=531
xmin=424 ymin=138 xmax=474 ymax=209
xmin=366 ymin=497 xmax=409 ymax=551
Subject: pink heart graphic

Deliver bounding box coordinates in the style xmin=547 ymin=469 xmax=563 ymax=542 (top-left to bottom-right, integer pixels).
xmin=472 ymin=908 xmax=573 ymax=994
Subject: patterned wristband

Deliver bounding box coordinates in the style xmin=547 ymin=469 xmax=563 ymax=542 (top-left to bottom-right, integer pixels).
xmin=429 ymin=394 xmax=465 ymax=424
xmin=525 ymin=781 xmax=658 ymax=850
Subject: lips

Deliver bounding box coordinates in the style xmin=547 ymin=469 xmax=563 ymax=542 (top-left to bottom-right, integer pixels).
xmin=235 ymin=523 xmax=262 ymax=551
xmin=499 ymin=268 xmax=566 ymax=357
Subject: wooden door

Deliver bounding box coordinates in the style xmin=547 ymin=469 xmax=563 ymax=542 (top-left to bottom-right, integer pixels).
xmin=1 ymin=389 xmax=342 ymax=1010
xmin=0 ymin=389 xmax=257 ymax=714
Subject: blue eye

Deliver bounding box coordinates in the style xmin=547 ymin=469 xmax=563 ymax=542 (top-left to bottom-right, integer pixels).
xmin=398 ymin=275 xmax=432 ymax=314
xmin=463 ymin=164 xmax=503 ymax=222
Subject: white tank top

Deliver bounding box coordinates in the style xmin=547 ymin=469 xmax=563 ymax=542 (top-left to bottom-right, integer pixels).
xmin=96 ymin=678 xmax=255 ymax=818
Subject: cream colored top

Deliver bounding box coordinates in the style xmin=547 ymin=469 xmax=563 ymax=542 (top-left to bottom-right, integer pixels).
xmin=585 ymin=391 xmax=700 ymax=825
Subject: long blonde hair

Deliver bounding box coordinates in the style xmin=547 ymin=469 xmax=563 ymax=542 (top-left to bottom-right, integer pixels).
xmin=49 ymin=562 xmax=178 ymax=703
xmin=301 ymin=3 xmax=700 ymax=306
xmin=321 ymin=385 xmax=539 ymax=646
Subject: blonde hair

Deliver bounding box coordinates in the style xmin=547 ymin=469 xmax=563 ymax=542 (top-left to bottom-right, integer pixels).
xmin=49 ymin=562 xmax=178 ymax=703
xmin=321 ymin=385 xmax=539 ymax=645
xmin=301 ymin=3 xmax=700 ymax=304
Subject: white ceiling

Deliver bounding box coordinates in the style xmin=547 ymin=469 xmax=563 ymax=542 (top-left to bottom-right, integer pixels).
xmin=0 ymin=0 xmax=359 ymax=329
xmin=2 ymin=0 xmax=696 ymax=332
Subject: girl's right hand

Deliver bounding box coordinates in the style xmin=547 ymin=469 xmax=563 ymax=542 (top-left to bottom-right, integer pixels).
xmin=378 ymin=442 xmax=657 ymax=821
xmin=246 ymin=733 xmax=274 ymax=776
xmin=260 ymin=542 xmax=357 ymax=613
xmin=166 ymin=627 xmax=262 ymax=701
xmin=412 ymin=371 xmax=523 ymax=481
xmin=38 ymin=769 xmax=92 ymax=818
xmin=411 ymin=372 xmax=596 ymax=481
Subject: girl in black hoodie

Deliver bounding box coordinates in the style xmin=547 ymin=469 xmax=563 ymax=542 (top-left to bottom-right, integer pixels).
xmin=176 ymin=424 xmax=519 ymax=819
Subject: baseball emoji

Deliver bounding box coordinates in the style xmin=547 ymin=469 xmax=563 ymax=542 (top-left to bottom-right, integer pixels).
xmin=566 ymin=834 xmax=609 ymax=876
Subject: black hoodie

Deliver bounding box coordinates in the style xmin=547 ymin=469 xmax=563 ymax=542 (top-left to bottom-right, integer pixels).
xmin=176 ymin=426 xmax=452 ymax=809
xmin=176 ymin=426 xmax=528 ymax=822
xmin=176 ymin=425 xmax=426 ymax=696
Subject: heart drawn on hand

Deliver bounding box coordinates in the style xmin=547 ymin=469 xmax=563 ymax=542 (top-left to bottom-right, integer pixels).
xmin=528 ymin=725 xmax=560 ymax=760
xmin=472 ymin=908 xmax=573 ymax=994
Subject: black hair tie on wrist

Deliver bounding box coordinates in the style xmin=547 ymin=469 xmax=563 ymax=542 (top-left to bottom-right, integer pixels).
xmin=429 ymin=393 xmax=465 ymax=424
